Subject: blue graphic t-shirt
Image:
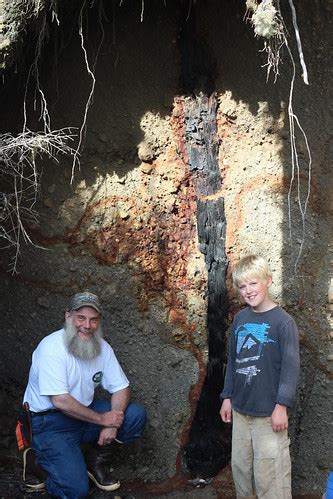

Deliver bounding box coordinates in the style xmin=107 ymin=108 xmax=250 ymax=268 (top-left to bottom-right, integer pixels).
xmin=220 ymin=306 xmax=300 ymax=416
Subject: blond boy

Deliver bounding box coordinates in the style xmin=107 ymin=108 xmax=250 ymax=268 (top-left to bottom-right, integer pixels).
xmin=220 ymin=255 xmax=300 ymax=499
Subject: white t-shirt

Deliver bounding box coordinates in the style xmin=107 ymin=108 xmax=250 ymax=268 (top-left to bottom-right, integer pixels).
xmin=23 ymin=329 xmax=129 ymax=413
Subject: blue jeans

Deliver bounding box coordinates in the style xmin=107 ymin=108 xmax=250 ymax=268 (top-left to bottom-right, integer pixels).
xmin=31 ymin=400 xmax=146 ymax=498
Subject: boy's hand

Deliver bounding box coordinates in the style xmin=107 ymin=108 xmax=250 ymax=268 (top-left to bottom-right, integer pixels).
xmin=220 ymin=399 xmax=232 ymax=423
xmin=271 ymin=404 xmax=288 ymax=432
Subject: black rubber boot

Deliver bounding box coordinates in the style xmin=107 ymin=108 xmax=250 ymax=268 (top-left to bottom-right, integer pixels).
xmin=85 ymin=446 xmax=120 ymax=492
xmin=23 ymin=447 xmax=47 ymax=490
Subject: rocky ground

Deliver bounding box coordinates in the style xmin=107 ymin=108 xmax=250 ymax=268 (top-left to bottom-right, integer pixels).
xmin=0 ymin=457 xmax=324 ymax=499
xmin=0 ymin=456 xmax=228 ymax=498
xmin=0 ymin=471 xmax=323 ymax=499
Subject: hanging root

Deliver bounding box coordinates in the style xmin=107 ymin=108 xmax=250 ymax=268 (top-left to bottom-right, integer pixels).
xmin=71 ymin=0 xmax=105 ymax=183
xmin=246 ymin=0 xmax=286 ymax=82
xmin=245 ymin=0 xmax=312 ymax=273
xmin=6 ymin=3 xmax=77 ymax=273
xmin=23 ymin=0 xmax=105 ymax=185
xmin=141 ymin=0 xmax=145 ymax=22
xmin=0 ymin=129 xmax=76 ymax=273
xmin=2 ymin=0 xmax=107 ymax=270
xmin=288 ymin=0 xmax=308 ymax=85
xmin=285 ymin=39 xmax=312 ymax=273
xmin=23 ymin=12 xmax=51 ymax=134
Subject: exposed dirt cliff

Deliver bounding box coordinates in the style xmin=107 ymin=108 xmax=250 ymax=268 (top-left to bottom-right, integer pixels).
xmin=0 ymin=0 xmax=332 ymax=496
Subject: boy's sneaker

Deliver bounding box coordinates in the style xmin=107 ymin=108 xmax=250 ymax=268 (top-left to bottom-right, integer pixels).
xmin=23 ymin=447 xmax=46 ymax=490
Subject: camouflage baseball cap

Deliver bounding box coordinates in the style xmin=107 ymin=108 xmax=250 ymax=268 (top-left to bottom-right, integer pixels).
xmin=68 ymin=292 xmax=101 ymax=314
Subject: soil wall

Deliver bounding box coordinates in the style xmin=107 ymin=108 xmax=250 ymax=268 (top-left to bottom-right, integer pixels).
xmin=0 ymin=0 xmax=332 ymax=495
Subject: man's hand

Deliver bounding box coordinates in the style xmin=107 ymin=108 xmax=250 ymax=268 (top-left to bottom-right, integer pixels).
xmin=271 ymin=404 xmax=288 ymax=432
xmin=220 ymin=399 xmax=232 ymax=423
xmin=98 ymin=426 xmax=118 ymax=446
xmin=100 ymin=410 xmax=124 ymax=429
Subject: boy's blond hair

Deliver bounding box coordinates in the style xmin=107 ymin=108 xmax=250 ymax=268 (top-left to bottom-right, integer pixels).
xmin=232 ymin=255 xmax=272 ymax=288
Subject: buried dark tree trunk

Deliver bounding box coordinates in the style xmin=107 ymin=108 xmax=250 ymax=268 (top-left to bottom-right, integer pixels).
xmin=184 ymin=198 xmax=231 ymax=478
xmin=178 ymin=3 xmax=231 ymax=478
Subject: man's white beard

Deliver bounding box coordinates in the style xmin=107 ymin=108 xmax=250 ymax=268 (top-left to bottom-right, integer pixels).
xmin=64 ymin=318 xmax=102 ymax=359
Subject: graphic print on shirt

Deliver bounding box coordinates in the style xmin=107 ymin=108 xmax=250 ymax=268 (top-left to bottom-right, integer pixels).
xmin=92 ymin=371 xmax=103 ymax=383
xmin=235 ymin=322 xmax=275 ymax=385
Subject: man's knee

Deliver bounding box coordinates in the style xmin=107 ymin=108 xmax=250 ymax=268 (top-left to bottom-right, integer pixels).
xmin=118 ymin=403 xmax=146 ymax=443
xmin=130 ymin=402 xmax=146 ymax=419
xmin=125 ymin=403 xmax=146 ymax=423
xmin=125 ymin=404 xmax=147 ymax=429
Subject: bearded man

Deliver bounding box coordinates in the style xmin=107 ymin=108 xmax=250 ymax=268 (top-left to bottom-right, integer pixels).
xmin=22 ymin=291 xmax=146 ymax=498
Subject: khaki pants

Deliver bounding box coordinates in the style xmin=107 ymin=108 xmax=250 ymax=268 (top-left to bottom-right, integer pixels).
xmin=231 ymin=410 xmax=292 ymax=499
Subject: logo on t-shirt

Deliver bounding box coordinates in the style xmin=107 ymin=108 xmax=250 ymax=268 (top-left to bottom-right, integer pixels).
xmin=92 ymin=371 xmax=103 ymax=383
xmin=235 ymin=322 xmax=276 ymax=385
